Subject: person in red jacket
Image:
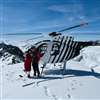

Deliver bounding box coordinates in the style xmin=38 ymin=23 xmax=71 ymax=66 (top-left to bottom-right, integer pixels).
xmin=24 ymin=49 xmax=32 ymax=78
xmin=31 ymin=46 xmax=42 ymax=77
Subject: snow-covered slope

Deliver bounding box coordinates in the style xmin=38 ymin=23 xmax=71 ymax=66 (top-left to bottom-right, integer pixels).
xmin=1 ymin=46 xmax=100 ymax=100
xmin=0 ymin=43 xmax=24 ymax=65
xmin=74 ymin=46 xmax=100 ymax=73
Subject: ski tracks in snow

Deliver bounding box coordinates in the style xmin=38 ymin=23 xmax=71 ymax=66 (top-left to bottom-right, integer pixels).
xmin=29 ymin=76 xmax=83 ymax=99
xmin=43 ymin=84 xmax=73 ymax=100
xmin=43 ymin=86 xmax=58 ymax=100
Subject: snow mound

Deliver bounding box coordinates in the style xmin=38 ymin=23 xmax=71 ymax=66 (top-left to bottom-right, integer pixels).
xmin=74 ymin=46 xmax=100 ymax=68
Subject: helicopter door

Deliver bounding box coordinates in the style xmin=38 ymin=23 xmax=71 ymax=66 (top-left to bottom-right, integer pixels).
xmin=51 ymin=43 xmax=60 ymax=55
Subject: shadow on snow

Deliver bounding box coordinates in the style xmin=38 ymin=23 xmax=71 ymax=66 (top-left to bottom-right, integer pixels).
xmin=23 ymin=69 xmax=100 ymax=87
xmin=44 ymin=68 xmax=100 ymax=79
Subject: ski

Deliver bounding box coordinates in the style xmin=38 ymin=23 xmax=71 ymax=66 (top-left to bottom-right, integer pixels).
xmin=22 ymin=76 xmax=45 ymax=87
xmin=22 ymin=81 xmax=36 ymax=87
xmin=19 ymin=75 xmax=23 ymax=77
xmin=22 ymin=76 xmax=63 ymax=87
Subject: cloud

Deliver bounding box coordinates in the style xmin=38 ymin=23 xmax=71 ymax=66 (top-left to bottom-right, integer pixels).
xmin=48 ymin=3 xmax=86 ymax=21
xmin=48 ymin=4 xmax=83 ymax=13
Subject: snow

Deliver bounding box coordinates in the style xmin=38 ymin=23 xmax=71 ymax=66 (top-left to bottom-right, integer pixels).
xmin=80 ymin=46 xmax=100 ymax=67
xmin=74 ymin=46 xmax=100 ymax=73
xmin=0 ymin=53 xmax=13 ymax=65
xmin=1 ymin=46 xmax=100 ymax=100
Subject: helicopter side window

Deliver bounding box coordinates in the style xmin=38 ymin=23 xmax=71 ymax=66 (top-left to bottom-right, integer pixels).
xmin=39 ymin=45 xmax=47 ymax=56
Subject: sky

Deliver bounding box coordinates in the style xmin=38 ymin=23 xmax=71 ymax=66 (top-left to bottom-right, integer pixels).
xmin=0 ymin=0 xmax=100 ymax=41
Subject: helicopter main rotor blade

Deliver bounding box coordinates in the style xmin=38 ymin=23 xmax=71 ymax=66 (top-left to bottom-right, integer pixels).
xmin=58 ymin=22 xmax=88 ymax=32
xmin=4 ymin=33 xmax=42 ymax=36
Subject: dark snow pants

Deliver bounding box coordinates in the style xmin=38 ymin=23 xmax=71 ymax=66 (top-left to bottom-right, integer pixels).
xmin=32 ymin=63 xmax=40 ymax=76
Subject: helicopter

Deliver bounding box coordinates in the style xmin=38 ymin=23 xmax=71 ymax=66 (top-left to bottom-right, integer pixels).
xmin=6 ymin=22 xmax=88 ymax=63
xmin=6 ymin=22 xmax=98 ymax=74
xmin=28 ymin=22 xmax=91 ymax=74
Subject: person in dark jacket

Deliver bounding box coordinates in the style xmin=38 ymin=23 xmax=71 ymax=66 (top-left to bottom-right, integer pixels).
xmin=31 ymin=46 xmax=41 ymax=77
xmin=24 ymin=49 xmax=32 ymax=78
xmin=12 ymin=56 xmax=16 ymax=64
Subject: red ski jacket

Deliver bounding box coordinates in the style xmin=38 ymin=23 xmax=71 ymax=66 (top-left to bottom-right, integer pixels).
xmin=24 ymin=53 xmax=32 ymax=71
xmin=34 ymin=51 xmax=42 ymax=63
